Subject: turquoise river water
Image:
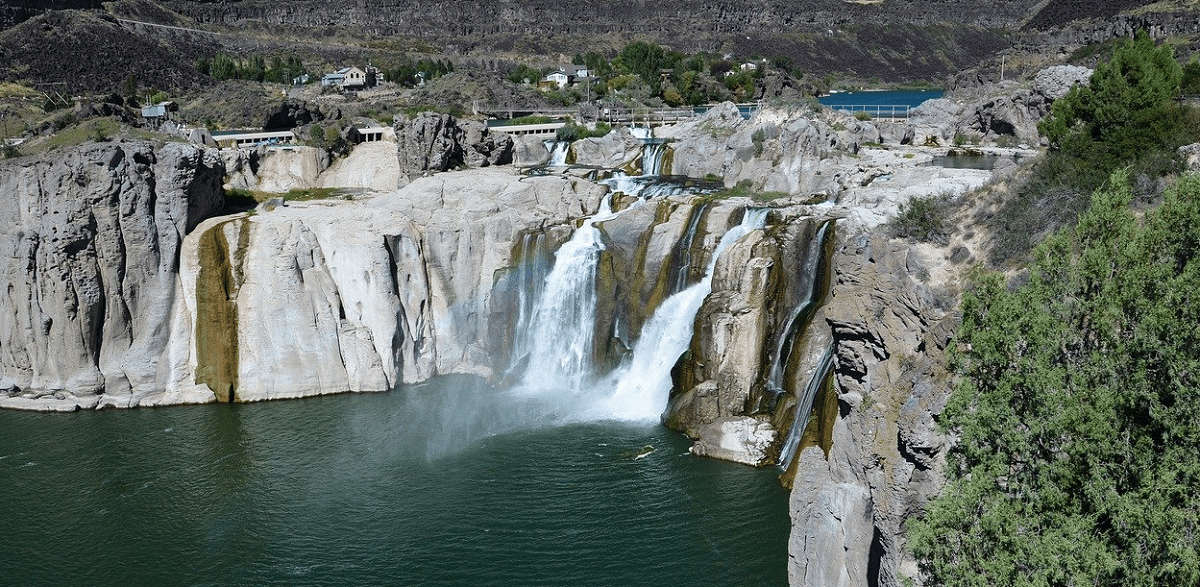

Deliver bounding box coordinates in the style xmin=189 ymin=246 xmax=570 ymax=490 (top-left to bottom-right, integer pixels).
xmin=0 ymin=377 xmax=791 ymax=587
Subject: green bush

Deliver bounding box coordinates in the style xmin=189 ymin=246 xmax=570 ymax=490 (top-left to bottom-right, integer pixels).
xmin=910 ymin=171 xmax=1200 ymax=587
xmin=987 ymin=32 xmax=1200 ymax=266
xmin=555 ymin=122 xmax=611 ymax=142
xmin=751 ymin=128 xmax=767 ymax=156
xmin=886 ymin=193 xmax=953 ymax=245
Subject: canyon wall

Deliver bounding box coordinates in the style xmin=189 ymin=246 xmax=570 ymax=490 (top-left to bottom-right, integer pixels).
xmin=0 ymin=142 xmax=225 ymax=409
xmin=0 ymin=94 xmax=1025 ymax=587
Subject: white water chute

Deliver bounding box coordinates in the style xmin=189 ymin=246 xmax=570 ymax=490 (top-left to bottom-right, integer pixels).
xmin=596 ymin=208 xmax=770 ymax=421
xmin=518 ymin=197 xmax=619 ymax=393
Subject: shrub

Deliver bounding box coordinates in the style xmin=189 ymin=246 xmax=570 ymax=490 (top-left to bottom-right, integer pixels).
xmin=751 ymin=128 xmax=767 ymax=156
xmin=911 ymin=172 xmax=1200 ymax=587
xmin=887 ymin=193 xmax=954 ymax=245
xmin=2 ymin=144 xmax=19 ymax=158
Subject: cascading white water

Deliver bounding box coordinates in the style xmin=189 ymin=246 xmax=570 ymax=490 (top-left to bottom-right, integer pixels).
xmin=518 ymin=197 xmax=620 ymax=392
xmin=778 ymin=345 xmax=834 ymax=469
xmin=545 ymin=140 xmax=570 ymax=166
xmin=505 ymin=232 xmax=551 ymax=376
xmin=594 ymin=208 xmax=770 ymax=421
xmin=641 ymin=141 xmax=670 ymax=176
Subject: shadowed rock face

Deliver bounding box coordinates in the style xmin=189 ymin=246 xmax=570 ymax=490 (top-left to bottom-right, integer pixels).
xmin=165 ymin=0 xmax=1038 ymax=34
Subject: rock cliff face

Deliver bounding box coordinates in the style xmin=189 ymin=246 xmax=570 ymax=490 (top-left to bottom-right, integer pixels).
xmin=0 ymin=90 xmax=1032 ymax=587
xmin=187 ymin=168 xmax=605 ymax=401
xmin=787 ymin=235 xmax=957 ymax=587
xmin=0 ymin=142 xmax=225 ymax=410
xmin=885 ymin=65 xmax=1093 ymax=146
xmin=165 ymin=0 xmax=1038 ymax=37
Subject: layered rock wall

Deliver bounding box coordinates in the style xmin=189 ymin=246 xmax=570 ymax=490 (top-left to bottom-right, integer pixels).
xmin=787 ymin=234 xmax=958 ymax=587
xmin=0 ymin=142 xmax=225 ymax=410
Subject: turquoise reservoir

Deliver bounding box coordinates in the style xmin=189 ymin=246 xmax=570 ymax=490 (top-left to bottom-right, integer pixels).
xmin=817 ymin=89 xmax=943 ymax=110
xmin=0 ymin=378 xmax=790 ymax=587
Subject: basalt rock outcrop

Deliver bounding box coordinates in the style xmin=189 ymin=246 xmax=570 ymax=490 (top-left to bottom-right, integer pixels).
xmin=884 ymin=65 xmax=1092 ymax=146
xmin=0 ymin=141 xmax=225 ymax=410
xmin=392 ymin=112 xmax=513 ymax=184
xmin=657 ymin=102 xmax=878 ymax=196
xmin=263 ymin=99 xmax=341 ymax=131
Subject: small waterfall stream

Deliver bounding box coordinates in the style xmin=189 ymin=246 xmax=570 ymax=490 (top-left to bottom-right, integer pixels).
xmin=778 ymin=346 xmax=834 ymax=469
xmin=766 ymin=220 xmax=834 ymax=394
xmin=641 ymin=141 xmax=671 ymax=176
xmin=596 ymin=208 xmax=770 ymax=421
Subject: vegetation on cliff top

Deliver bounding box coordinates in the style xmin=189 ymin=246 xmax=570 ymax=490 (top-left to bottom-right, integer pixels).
xmin=912 ymin=32 xmax=1200 ymax=586
xmin=987 ymin=31 xmax=1200 ymax=265
xmin=911 ymin=171 xmax=1200 ymax=587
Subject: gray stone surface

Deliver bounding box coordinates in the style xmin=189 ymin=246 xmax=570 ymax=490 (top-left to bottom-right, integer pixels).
xmin=0 ymin=141 xmax=225 ymax=410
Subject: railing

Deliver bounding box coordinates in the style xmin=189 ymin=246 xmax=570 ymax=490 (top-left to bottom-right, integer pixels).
xmin=826 ymin=104 xmax=911 ymax=120
xmin=476 ymin=101 xmax=763 ymax=125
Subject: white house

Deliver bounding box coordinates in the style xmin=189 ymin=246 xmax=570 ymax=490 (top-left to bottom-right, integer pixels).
xmin=541 ymin=64 xmax=591 ymax=89
xmin=544 ymin=71 xmax=571 ymax=88
xmin=322 ymin=66 xmax=371 ymax=90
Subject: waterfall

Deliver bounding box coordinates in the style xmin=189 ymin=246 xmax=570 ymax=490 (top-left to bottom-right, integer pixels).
xmin=505 ymin=231 xmax=552 ymax=376
xmin=518 ymin=197 xmax=620 ymax=392
xmin=544 ymin=140 xmax=570 ymax=166
xmin=766 ymin=220 xmax=834 ymax=394
xmin=596 ymin=208 xmax=770 ymax=421
xmin=641 ymin=141 xmax=670 ymax=176
xmin=778 ymin=345 xmax=834 ymax=469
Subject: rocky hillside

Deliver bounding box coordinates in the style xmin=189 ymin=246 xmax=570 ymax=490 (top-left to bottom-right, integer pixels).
xmin=0 ymin=8 xmax=215 ymax=92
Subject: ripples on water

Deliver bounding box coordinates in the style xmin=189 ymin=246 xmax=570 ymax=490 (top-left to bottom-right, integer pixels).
xmin=0 ymin=378 xmax=790 ymax=587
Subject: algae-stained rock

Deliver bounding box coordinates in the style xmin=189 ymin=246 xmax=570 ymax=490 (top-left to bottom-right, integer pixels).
xmin=0 ymin=141 xmax=225 ymax=410
xmin=787 ymin=232 xmax=957 ymax=587
xmin=668 ymin=213 xmax=835 ymax=457
xmin=186 ymin=168 xmax=608 ymax=402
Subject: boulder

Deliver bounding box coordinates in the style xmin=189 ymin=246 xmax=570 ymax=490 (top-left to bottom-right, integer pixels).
xmin=569 ymin=127 xmax=643 ymax=169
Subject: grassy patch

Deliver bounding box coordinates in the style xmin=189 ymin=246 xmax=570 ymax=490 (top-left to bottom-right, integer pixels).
xmin=224 ymin=187 xmax=352 ymax=210
xmin=41 ymin=118 xmax=120 ymax=150
xmin=709 ymin=179 xmax=791 ymax=202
